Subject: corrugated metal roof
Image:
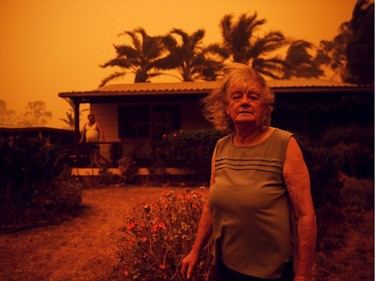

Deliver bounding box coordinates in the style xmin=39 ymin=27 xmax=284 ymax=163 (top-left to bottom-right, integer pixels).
xmin=59 ymin=79 xmax=371 ymax=98
xmin=93 ymin=79 xmax=360 ymax=92
xmin=268 ymin=78 xmax=360 ymax=88
xmin=91 ymin=81 xmax=221 ymax=93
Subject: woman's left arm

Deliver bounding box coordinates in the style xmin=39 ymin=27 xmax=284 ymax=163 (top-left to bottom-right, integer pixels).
xmin=283 ymin=136 xmax=317 ymax=281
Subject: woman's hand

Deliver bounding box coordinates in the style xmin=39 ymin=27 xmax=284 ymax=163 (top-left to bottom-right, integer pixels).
xmin=181 ymin=250 xmax=199 ymax=280
xmin=294 ymin=277 xmax=312 ymax=281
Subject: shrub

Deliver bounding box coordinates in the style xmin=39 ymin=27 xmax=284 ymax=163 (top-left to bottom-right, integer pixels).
xmin=161 ymin=129 xmax=225 ymax=183
xmin=294 ymin=133 xmax=343 ymax=209
xmin=0 ymin=135 xmax=83 ymax=231
xmin=118 ymin=156 xmax=138 ymax=184
xmin=293 ymin=127 xmax=374 ymax=262
xmin=0 ymin=135 xmax=69 ymax=189
xmin=97 ymin=168 xmax=122 ymax=186
xmin=111 ymin=188 xmax=212 ymax=281
xmin=321 ymin=124 xmax=374 ymax=178
xmin=321 ymin=124 xmax=373 ymax=147
xmin=295 ymin=124 xmax=374 ymax=209
xmin=339 ymin=176 xmax=374 ymax=211
xmin=296 ymin=125 xmax=374 ymax=280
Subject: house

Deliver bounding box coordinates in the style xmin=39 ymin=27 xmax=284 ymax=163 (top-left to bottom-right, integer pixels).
xmin=58 ymin=80 xmax=373 ymax=166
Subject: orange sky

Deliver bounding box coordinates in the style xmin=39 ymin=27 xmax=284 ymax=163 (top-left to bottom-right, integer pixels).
xmin=0 ymin=0 xmax=357 ymax=128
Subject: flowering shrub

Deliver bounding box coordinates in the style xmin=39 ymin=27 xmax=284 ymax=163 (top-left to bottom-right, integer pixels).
xmin=111 ymin=188 xmax=212 ymax=281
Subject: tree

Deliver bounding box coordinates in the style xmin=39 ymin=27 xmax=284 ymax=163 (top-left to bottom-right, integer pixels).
xmin=208 ymin=13 xmax=287 ymax=79
xmin=317 ymin=0 xmax=374 ymax=83
xmin=283 ymin=40 xmax=325 ymax=79
xmin=100 ymin=28 xmax=165 ymax=85
xmin=156 ymin=28 xmax=222 ymax=81
xmin=345 ymin=0 xmax=374 ymax=84
xmin=318 ymin=22 xmax=353 ymax=81
xmin=17 ymin=101 xmax=52 ymax=127
xmin=59 ymin=99 xmax=88 ymax=129
xmin=0 ymin=100 xmax=17 ymax=126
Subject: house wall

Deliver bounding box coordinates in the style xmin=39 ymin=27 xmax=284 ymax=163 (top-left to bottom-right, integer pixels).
xmin=89 ymin=100 xmax=211 ymax=164
xmin=89 ymin=103 xmax=120 ymax=142
xmin=88 ymin=103 xmax=120 ymax=164
xmin=84 ymin=89 xmax=373 ymax=166
xmin=90 ymin=100 xmax=211 ymax=139
xmin=180 ymin=100 xmax=212 ymax=130
xmin=272 ymin=90 xmax=374 ymax=138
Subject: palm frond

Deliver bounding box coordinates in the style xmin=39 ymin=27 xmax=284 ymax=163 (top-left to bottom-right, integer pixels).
xmin=99 ymin=71 xmax=127 ymax=87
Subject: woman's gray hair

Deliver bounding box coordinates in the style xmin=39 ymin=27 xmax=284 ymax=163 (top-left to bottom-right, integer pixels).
xmin=201 ymin=63 xmax=275 ymax=132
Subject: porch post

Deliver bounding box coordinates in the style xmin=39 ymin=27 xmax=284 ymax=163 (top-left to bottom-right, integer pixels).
xmin=73 ymin=98 xmax=80 ymax=143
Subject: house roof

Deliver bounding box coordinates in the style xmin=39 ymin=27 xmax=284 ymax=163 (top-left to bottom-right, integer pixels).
xmin=58 ymin=79 xmax=372 ymax=102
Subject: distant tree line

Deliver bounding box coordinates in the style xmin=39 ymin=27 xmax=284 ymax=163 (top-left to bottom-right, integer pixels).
xmin=101 ymin=2 xmax=373 ymax=86
xmin=0 ymin=100 xmax=52 ymax=127
xmin=0 ymin=98 xmax=90 ymax=129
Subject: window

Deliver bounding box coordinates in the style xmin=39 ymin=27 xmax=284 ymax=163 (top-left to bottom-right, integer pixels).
xmin=153 ymin=105 xmax=180 ymax=139
xmin=118 ymin=105 xmax=150 ymax=138
xmin=118 ymin=105 xmax=180 ymax=139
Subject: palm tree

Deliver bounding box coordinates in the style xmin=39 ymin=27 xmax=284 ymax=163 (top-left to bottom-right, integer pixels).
xmin=317 ymin=22 xmax=352 ymax=81
xmin=100 ymin=28 xmax=165 ymax=86
xmin=208 ymin=13 xmax=287 ymax=79
xmin=156 ymin=28 xmax=222 ymax=81
xmin=283 ymin=40 xmax=325 ymax=79
xmin=59 ymin=99 xmax=88 ymax=129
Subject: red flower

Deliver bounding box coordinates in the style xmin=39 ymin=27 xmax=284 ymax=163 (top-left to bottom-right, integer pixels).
xmin=159 ymin=264 xmax=166 ymax=270
xmin=127 ymin=222 xmax=135 ymax=230
xmin=152 ymin=221 xmax=166 ymax=232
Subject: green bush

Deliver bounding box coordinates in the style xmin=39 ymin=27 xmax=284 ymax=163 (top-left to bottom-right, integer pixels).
xmin=321 ymin=124 xmax=373 ymax=147
xmin=295 ymin=124 xmax=374 ymax=209
xmin=321 ymin=124 xmax=374 ymax=178
xmin=295 ymin=125 xmax=374 ymax=279
xmin=340 ymin=177 xmax=374 ymax=211
xmin=0 ymin=135 xmax=69 ymax=189
xmin=111 ymin=188 xmax=212 ymax=281
xmin=161 ymin=129 xmax=225 ymax=183
xmin=0 ymin=135 xmax=83 ymax=231
xmin=118 ymin=156 xmax=138 ymax=184
xmin=294 ymin=133 xmax=341 ymax=209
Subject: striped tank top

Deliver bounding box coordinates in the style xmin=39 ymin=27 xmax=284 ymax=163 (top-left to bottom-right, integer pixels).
xmin=209 ymin=128 xmax=295 ymax=279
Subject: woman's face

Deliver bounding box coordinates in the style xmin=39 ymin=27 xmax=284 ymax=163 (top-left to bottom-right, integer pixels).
xmin=225 ymin=78 xmax=265 ymax=126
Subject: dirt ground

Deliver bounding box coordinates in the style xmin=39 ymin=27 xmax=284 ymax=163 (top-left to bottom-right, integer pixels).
xmin=0 ymin=186 xmax=185 ymax=281
xmin=0 ymin=186 xmax=373 ymax=281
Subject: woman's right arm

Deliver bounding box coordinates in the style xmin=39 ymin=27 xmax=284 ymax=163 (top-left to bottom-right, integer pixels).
xmin=181 ymin=148 xmax=217 ymax=280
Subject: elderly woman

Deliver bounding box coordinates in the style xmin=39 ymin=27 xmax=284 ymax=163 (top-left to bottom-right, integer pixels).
xmin=181 ymin=63 xmax=316 ymax=281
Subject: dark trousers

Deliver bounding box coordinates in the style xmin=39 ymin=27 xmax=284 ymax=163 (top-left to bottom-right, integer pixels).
xmin=209 ymin=260 xmax=294 ymax=281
